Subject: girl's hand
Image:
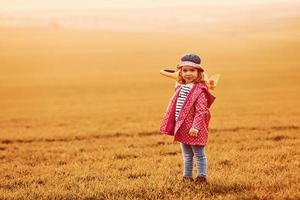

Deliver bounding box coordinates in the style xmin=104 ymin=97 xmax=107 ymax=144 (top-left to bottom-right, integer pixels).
xmin=188 ymin=128 xmax=198 ymax=137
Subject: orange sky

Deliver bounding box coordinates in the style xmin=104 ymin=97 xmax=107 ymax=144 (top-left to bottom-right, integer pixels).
xmin=0 ymin=0 xmax=299 ymax=31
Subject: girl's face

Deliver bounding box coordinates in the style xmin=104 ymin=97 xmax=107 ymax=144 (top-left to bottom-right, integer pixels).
xmin=181 ymin=66 xmax=198 ymax=84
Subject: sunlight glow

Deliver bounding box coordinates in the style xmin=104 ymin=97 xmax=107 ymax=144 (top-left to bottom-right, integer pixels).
xmin=0 ymin=0 xmax=299 ymax=31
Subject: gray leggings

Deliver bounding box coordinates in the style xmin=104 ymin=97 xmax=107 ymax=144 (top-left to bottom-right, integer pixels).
xmin=180 ymin=143 xmax=207 ymax=177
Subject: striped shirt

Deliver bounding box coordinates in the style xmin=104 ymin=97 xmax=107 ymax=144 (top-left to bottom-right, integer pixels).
xmin=175 ymin=83 xmax=193 ymax=121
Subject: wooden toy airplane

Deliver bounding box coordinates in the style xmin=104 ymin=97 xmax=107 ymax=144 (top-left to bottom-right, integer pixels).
xmin=160 ymin=69 xmax=220 ymax=90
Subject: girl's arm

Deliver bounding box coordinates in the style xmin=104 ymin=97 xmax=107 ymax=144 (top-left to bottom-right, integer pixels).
xmin=191 ymin=91 xmax=210 ymax=133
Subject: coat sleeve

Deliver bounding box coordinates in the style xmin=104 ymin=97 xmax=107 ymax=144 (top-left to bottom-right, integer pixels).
xmin=191 ymin=90 xmax=210 ymax=132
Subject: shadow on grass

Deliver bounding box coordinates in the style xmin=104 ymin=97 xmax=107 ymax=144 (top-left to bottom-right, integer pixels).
xmin=99 ymin=181 xmax=253 ymax=200
xmin=202 ymin=182 xmax=252 ymax=195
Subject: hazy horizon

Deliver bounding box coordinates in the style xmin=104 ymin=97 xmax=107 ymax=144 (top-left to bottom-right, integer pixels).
xmin=1 ymin=0 xmax=300 ymax=32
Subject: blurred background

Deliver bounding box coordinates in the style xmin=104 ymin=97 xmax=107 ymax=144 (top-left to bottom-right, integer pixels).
xmin=1 ymin=0 xmax=300 ymax=31
xmin=1 ymin=0 xmax=300 ymax=140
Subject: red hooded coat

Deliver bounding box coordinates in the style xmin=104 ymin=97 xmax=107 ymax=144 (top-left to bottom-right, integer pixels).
xmin=160 ymin=82 xmax=215 ymax=146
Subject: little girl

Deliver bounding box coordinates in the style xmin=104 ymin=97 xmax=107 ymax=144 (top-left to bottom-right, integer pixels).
xmin=160 ymin=53 xmax=216 ymax=183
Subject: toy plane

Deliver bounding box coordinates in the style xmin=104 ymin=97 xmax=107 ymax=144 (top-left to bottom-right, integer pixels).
xmin=160 ymin=69 xmax=220 ymax=90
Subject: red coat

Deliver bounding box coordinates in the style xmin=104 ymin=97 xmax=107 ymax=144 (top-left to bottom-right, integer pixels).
xmin=160 ymin=82 xmax=215 ymax=146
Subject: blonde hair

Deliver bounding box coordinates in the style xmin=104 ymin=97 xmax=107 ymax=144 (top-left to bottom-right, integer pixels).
xmin=177 ymin=68 xmax=205 ymax=84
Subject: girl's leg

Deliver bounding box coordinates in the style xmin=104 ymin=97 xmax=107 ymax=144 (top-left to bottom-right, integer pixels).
xmin=180 ymin=143 xmax=194 ymax=178
xmin=191 ymin=145 xmax=207 ymax=177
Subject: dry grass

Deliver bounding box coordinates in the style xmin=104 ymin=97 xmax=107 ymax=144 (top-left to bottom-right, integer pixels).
xmin=0 ymin=20 xmax=300 ymax=199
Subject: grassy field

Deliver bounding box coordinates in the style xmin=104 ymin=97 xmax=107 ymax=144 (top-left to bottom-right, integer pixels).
xmin=0 ymin=21 xmax=300 ymax=199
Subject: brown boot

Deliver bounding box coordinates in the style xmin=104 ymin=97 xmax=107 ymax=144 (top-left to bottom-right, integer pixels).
xmin=195 ymin=176 xmax=207 ymax=184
